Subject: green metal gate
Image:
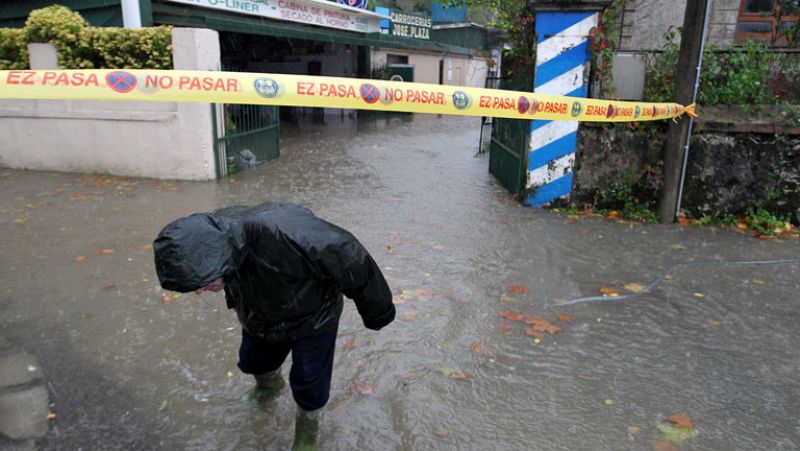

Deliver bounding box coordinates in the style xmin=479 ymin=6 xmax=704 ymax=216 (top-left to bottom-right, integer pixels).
xmin=488 ymin=77 xmax=532 ymax=199
xmin=212 ymin=103 xmax=280 ymax=177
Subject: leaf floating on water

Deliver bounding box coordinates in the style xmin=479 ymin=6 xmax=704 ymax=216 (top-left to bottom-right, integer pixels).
xmin=508 ymin=284 xmax=528 ymax=294
xmin=500 ymin=310 xmax=524 ymax=322
xmin=624 ymin=283 xmax=645 ymax=293
xmin=448 ymin=371 xmax=468 ymax=380
xmin=665 ymin=412 xmax=695 ymax=430
xmin=402 ymin=312 xmax=417 ymax=321
xmin=350 ymin=381 xmax=374 ymax=395
xmin=499 ymin=293 xmax=515 ymax=303
xmin=161 ymin=293 xmax=181 ymax=303
xmin=652 ymin=439 xmax=680 ymax=451
xmin=657 ymin=423 xmax=698 ymax=446
xmin=599 ymin=287 xmax=620 ymax=297
xmin=434 ymin=368 xmax=468 ymax=380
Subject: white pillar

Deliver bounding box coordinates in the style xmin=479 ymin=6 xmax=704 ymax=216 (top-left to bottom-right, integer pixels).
xmin=121 ymin=0 xmax=142 ymax=29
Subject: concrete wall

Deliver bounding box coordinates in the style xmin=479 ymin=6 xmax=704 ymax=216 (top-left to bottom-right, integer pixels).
xmin=0 ymin=28 xmax=221 ymax=180
xmin=371 ymin=49 xmax=489 ymax=87
xmin=619 ymin=0 xmax=740 ymax=51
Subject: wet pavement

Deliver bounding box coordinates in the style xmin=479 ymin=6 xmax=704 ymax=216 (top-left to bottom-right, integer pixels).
xmin=1 ymin=114 xmax=799 ymax=450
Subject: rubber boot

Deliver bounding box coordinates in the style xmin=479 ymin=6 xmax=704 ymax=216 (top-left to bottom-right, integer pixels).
xmin=245 ymin=369 xmax=286 ymax=404
xmin=292 ymin=406 xmax=322 ymax=451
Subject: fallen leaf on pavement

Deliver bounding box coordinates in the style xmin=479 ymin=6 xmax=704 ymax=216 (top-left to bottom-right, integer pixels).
xmin=95 ymin=248 xmax=115 ymax=255
xmin=708 ymin=319 xmax=721 ymax=327
xmin=752 ymin=279 xmax=765 ymax=285
xmin=471 ymin=342 xmax=481 ymax=353
xmin=558 ymin=315 xmax=573 ymax=322
xmin=509 ymin=284 xmax=528 ymax=294
xmin=693 ymin=292 xmax=705 ymax=298
xmin=74 ymin=256 xmax=86 ymax=263
xmin=628 ymin=425 xmax=641 ymax=434
xmin=344 ymin=339 xmax=356 ymax=350
xmin=47 ymin=413 xmax=57 ymax=420
xmin=432 ymin=243 xmax=445 ymax=250
xmin=402 ymin=312 xmax=417 ymax=321
xmin=385 ymin=245 xmax=395 ymax=254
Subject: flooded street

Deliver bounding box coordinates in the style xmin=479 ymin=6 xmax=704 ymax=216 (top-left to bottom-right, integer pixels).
xmin=1 ymin=114 xmax=799 ymax=450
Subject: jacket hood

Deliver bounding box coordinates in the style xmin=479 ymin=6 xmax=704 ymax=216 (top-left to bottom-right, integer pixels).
xmin=153 ymin=212 xmax=244 ymax=293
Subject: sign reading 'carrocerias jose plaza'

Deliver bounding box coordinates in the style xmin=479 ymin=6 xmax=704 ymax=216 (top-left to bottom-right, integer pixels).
xmin=165 ymin=0 xmax=387 ymax=33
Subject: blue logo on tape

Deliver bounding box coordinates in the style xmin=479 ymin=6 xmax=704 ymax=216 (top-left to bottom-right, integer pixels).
xmin=253 ymin=77 xmax=280 ymax=98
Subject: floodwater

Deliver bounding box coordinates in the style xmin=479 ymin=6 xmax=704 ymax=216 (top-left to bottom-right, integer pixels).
xmin=1 ymin=114 xmax=799 ymax=450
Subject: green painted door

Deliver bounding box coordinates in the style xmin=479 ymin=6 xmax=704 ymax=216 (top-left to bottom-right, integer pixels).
xmin=488 ymin=77 xmax=532 ymax=199
xmin=212 ymin=103 xmax=280 ymax=177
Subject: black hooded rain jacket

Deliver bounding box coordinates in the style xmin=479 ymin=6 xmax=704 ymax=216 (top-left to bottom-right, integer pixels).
xmin=153 ymin=203 xmax=395 ymax=341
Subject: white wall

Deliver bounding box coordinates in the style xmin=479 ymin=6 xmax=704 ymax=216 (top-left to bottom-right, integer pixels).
xmin=0 ymin=28 xmax=221 ymax=180
xmin=371 ymin=48 xmax=489 ymax=87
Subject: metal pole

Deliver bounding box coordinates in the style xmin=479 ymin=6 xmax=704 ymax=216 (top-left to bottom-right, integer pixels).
xmin=675 ymin=0 xmax=713 ymax=217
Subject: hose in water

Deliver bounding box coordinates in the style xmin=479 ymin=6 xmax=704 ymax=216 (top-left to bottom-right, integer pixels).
xmin=549 ymin=258 xmax=800 ymax=307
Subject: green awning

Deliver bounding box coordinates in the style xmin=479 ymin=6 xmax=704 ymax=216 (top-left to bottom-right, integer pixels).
xmin=151 ymin=0 xmax=477 ymax=56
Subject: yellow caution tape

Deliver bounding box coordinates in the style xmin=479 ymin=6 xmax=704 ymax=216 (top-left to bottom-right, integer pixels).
xmin=0 ymin=69 xmax=689 ymax=122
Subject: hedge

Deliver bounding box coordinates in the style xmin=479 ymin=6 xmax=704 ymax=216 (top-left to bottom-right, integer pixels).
xmin=0 ymin=5 xmax=172 ymax=70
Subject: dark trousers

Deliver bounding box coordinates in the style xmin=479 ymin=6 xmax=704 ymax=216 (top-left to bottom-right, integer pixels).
xmin=237 ymin=326 xmax=338 ymax=411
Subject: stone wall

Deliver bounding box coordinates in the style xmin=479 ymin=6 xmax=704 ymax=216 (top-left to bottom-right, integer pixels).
xmin=572 ymin=120 xmax=800 ymax=224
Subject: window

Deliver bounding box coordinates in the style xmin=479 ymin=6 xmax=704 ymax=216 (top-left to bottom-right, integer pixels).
xmin=386 ymin=54 xmax=409 ymax=65
xmin=736 ymin=0 xmax=799 ymax=45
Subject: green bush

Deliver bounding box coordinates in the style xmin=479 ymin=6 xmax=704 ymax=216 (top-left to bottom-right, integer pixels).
xmin=0 ymin=28 xmax=28 ymax=70
xmin=0 ymin=5 xmax=172 ymax=70
xmin=644 ymin=29 xmax=792 ymax=105
xmin=23 ymin=5 xmax=88 ymax=44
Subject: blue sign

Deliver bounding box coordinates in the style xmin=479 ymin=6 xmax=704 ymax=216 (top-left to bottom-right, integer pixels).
xmin=432 ymin=2 xmax=467 ymax=23
xmin=339 ymin=0 xmax=368 ymax=9
xmin=375 ymin=6 xmax=390 ymax=30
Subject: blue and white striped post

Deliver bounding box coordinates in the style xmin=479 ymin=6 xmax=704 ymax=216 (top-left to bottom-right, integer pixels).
xmin=527 ymin=11 xmax=598 ymax=207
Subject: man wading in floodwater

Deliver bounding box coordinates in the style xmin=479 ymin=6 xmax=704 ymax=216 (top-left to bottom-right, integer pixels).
xmin=153 ymin=202 xmax=395 ymax=450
